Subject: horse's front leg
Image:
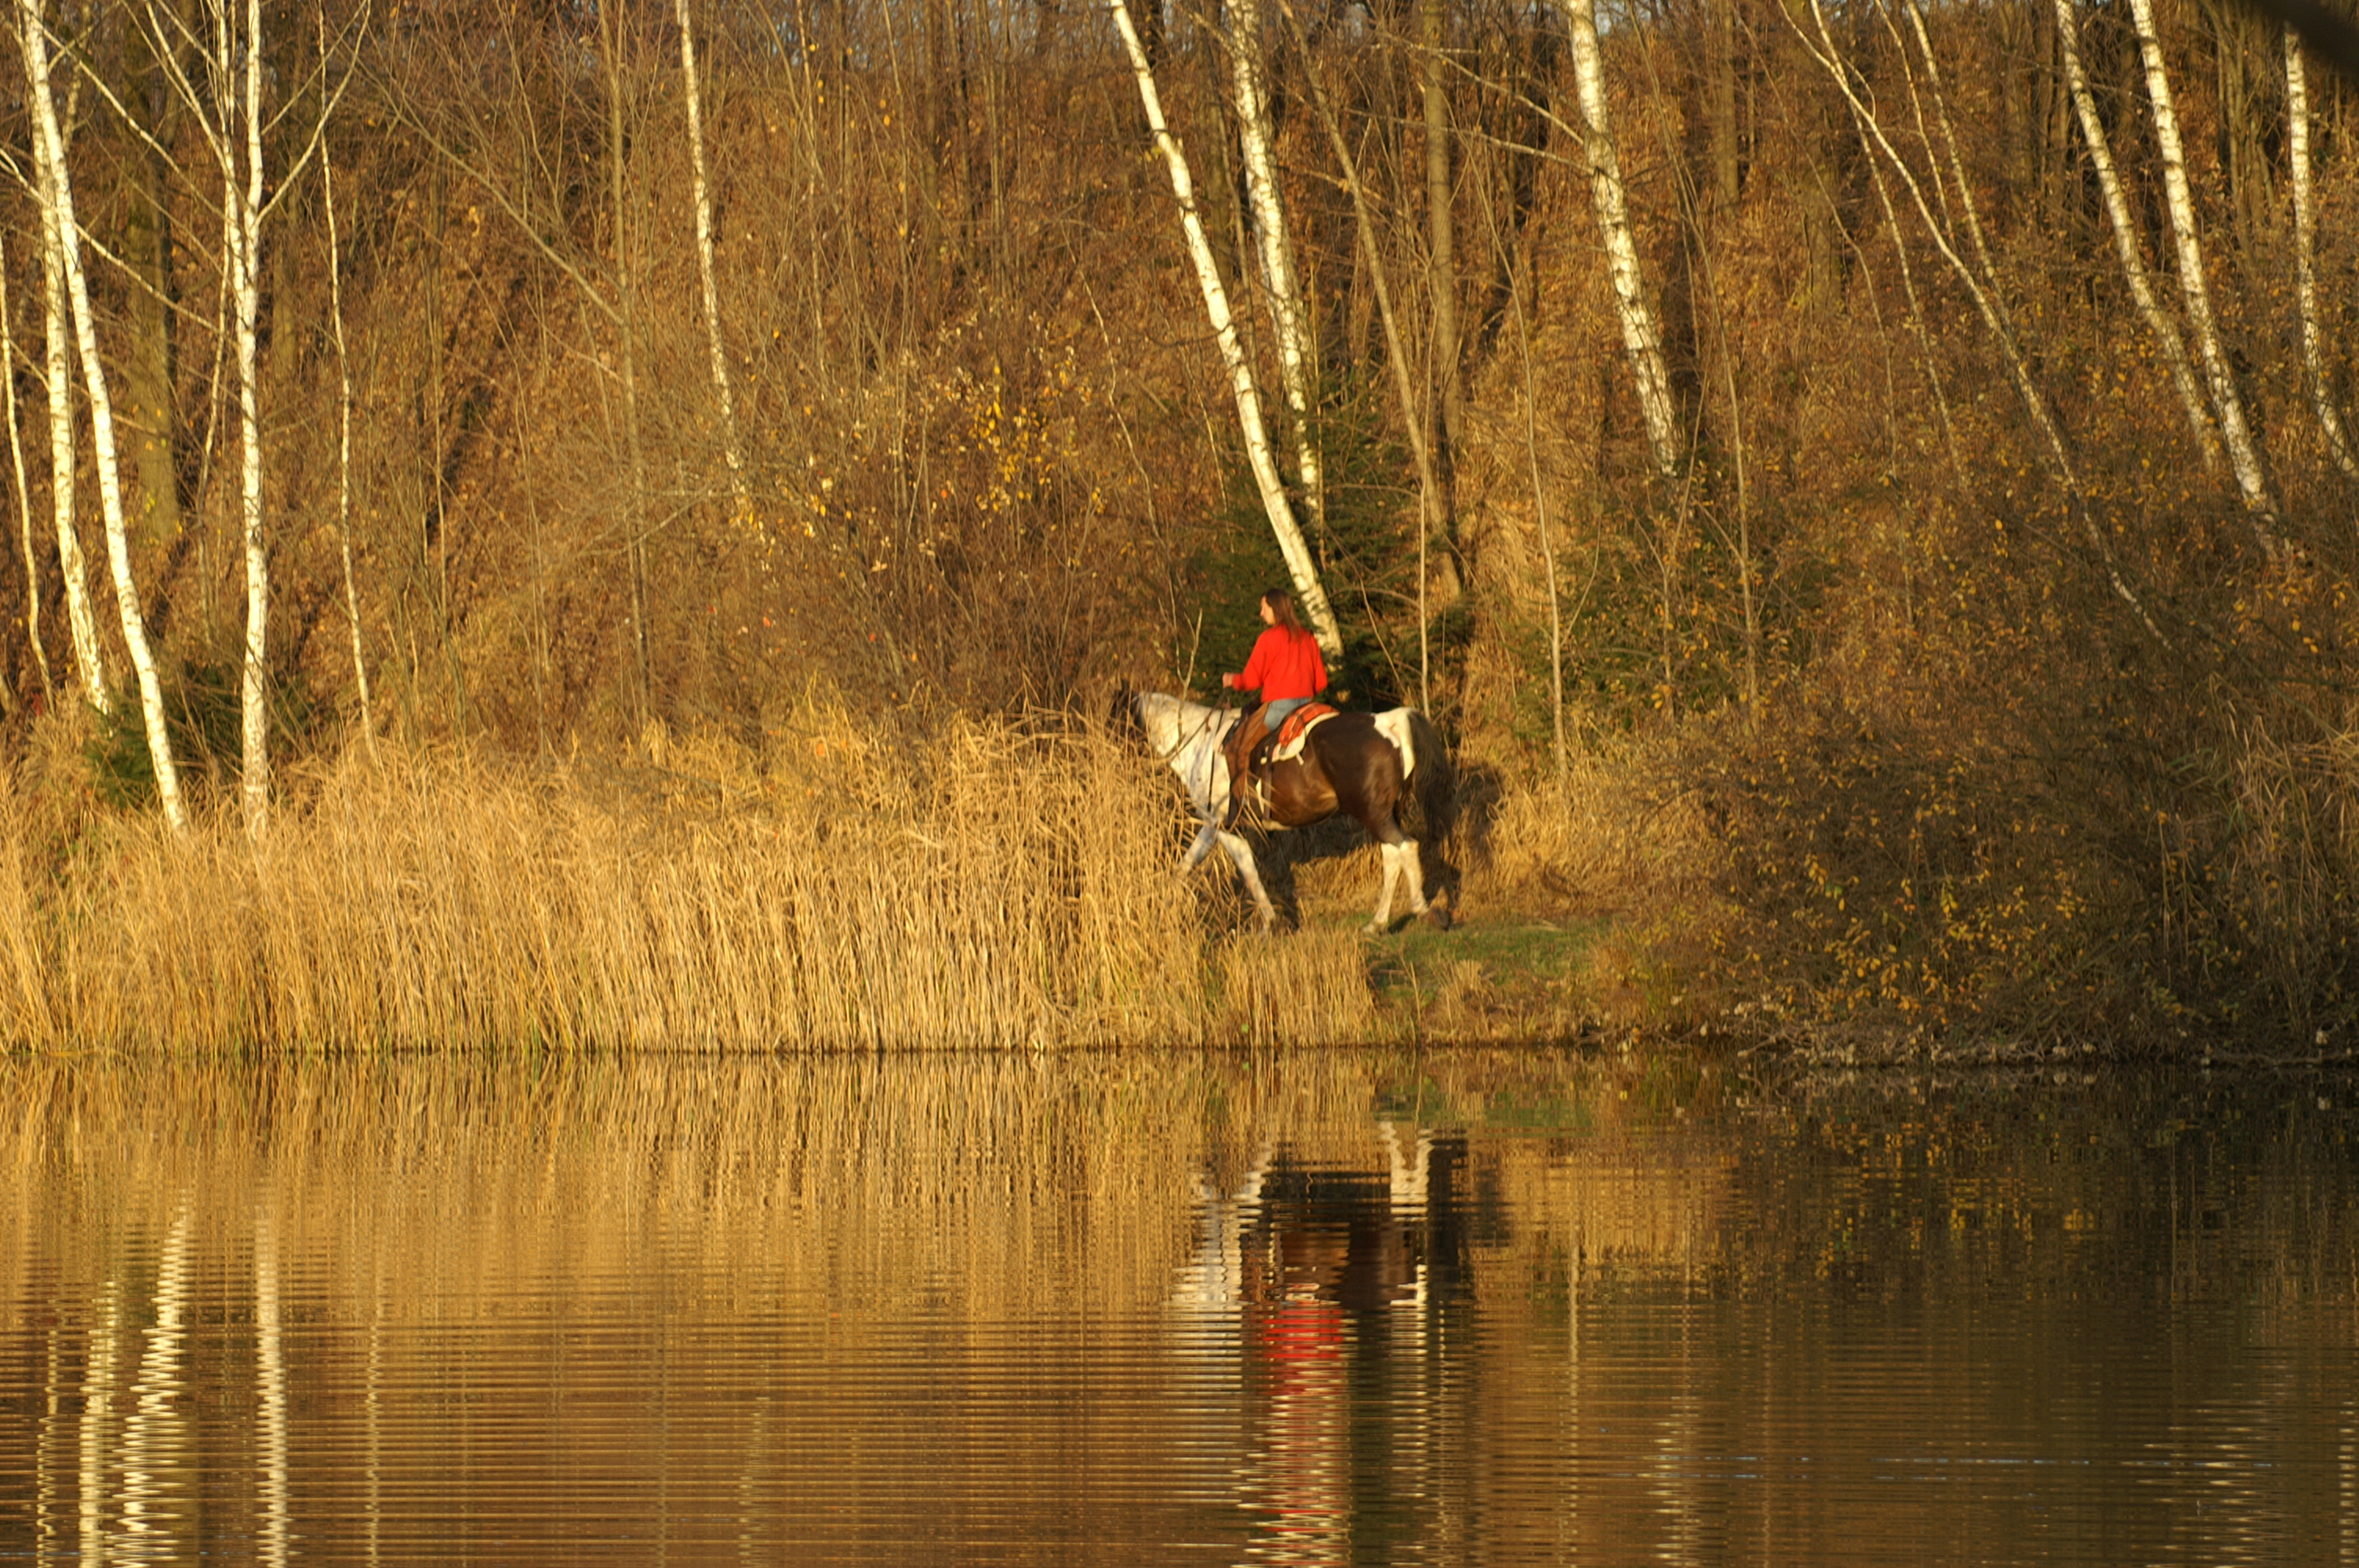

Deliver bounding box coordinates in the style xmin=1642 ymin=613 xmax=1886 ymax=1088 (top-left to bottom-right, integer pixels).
xmin=1219 ymin=829 xmax=1278 ymax=932
xmin=1180 ymin=818 xmax=1223 ymax=873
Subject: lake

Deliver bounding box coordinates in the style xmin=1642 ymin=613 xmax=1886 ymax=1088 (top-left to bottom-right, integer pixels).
xmin=3 ymin=1049 xmax=2356 ymax=1563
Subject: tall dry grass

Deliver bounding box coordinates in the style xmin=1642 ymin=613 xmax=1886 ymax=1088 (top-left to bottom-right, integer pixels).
xmin=0 ymin=701 xmax=1376 ymax=1051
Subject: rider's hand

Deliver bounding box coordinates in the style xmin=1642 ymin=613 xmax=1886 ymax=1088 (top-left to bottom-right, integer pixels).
xmin=1220 ymin=673 xmax=1235 ymax=688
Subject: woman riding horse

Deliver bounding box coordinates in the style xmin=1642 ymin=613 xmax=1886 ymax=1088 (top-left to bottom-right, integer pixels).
xmin=1219 ymin=588 xmax=1328 ymax=826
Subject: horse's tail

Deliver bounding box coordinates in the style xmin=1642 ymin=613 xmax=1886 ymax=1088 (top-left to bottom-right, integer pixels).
xmin=1377 ymin=708 xmax=1457 ymax=848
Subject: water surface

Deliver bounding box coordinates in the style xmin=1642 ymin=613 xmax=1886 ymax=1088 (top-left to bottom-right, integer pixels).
xmin=4 ymin=1051 xmax=2357 ymax=1563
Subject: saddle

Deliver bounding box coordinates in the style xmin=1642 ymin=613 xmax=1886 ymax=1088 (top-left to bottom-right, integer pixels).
xmin=1266 ymin=701 xmax=1339 ymax=764
xmin=1223 ymin=701 xmax=1338 ymax=827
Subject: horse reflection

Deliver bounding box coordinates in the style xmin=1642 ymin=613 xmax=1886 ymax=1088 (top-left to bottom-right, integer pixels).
xmin=1172 ymin=1127 xmax=1472 ymax=1562
xmin=1174 ymin=1125 xmax=1468 ymax=1315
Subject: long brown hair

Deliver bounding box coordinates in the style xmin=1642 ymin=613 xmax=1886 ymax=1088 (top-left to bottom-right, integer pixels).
xmin=1261 ymin=588 xmax=1302 ymax=633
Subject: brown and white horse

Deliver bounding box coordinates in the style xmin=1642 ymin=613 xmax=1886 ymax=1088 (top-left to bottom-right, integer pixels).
xmin=1125 ymin=691 xmax=1454 ymax=934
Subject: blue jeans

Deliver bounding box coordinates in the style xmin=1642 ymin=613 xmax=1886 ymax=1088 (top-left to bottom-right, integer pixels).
xmin=1264 ymin=697 xmax=1311 ymax=729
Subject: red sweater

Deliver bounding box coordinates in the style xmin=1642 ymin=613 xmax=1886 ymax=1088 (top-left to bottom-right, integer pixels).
xmin=1234 ymin=626 xmax=1327 ymax=702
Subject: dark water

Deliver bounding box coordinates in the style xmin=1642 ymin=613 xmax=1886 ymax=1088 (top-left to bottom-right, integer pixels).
xmin=4 ymin=1051 xmax=2358 ymax=1564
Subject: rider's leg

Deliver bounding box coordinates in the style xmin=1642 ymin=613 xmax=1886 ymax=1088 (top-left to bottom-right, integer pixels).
xmin=1225 ymin=704 xmax=1271 ymax=826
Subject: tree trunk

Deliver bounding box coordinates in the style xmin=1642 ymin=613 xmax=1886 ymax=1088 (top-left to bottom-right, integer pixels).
xmin=25 ymin=63 xmax=105 ymax=713
xmin=1561 ymin=0 xmax=1683 ymax=479
xmin=318 ymin=20 xmax=376 ymax=756
xmin=1421 ymin=0 xmax=1459 ymax=456
xmin=2052 ymin=0 xmax=2222 ymax=470
xmin=2285 ymin=25 xmax=2357 ymax=477
xmin=1707 ymin=0 xmax=1740 ymax=215
xmin=0 ymin=238 xmax=49 ymax=705
xmin=677 ymin=0 xmax=751 ymax=515
xmin=23 ymin=0 xmax=187 ymax=826
xmin=1108 ymin=0 xmax=1341 ymax=660
xmin=1227 ymin=0 xmax=1322 ymax=536
xmin=228 ymin=0 xmax=270 ymax=838
xmin=2125 ymin=0 xmax=2281 ymax=546
xmin=602 ymin=0 xmax=656 ymax=719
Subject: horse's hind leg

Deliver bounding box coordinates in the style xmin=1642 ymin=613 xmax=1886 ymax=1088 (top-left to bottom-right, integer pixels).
xmin=1369 ymin=832 xmax=1436 ymax=933
xmin=1368 ymin=843 xmax=1401 ymax=935
xmin=1381 ymin=839 xmax=1434 ymax=926
xmin=1398 ymin=837 xmax=1432 ymax=920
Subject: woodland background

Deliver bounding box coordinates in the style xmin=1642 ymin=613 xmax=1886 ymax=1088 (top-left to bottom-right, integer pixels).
xmin=5 ymin=0 xmax=2359 ymax=1047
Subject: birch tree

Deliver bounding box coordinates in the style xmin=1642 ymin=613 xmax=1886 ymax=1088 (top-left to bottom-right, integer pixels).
xmin=2051 ymin=0 xmax=2220 ymax=471
xmin=1226 ymin=0 xmax=1321 ymax=535
xmin=140 ymin=0 xmax=310 ymax=833
xmin=2284 ymin=25 xmax=2357 ymax=478
xmin=2125 ymin=0 xmax=2280 ymax=544
xmin=21 ymin=76 xmax=106 ymax=712
xmin=0 ymin=238 xmax=49 ymax=702
xmin=1107 ymin=0 xmax=1341 ymax=659
xmin=21 ymin=0 xmax=187 ymax=826
xmin=677 ymin=0 xmax=750 ymax=515
xmin=1561 ymin=0 xmax=1682 ymax=480
xmin=221 ymin=0 xmax=269 ymax=837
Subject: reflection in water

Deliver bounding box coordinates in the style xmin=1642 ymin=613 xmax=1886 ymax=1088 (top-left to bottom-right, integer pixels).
xmin=3 ymin=1054 xmax=2359 ymax=1562
xmin=1176 ymin=1127 xmax=1469 ymax=1565
xmin=256 ymin=1209 xmax=289 ymax=1568
xmin=120 ymin=1201 xmax=192 ymax=1552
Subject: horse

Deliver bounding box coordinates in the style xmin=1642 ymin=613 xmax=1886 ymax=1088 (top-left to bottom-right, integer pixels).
xmin=1121 ymin=688 xmax=1454 ymax=934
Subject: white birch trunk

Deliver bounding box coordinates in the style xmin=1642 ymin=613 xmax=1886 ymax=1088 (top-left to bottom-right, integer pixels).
xmin=2125 ymin=0 xmax=2280 ymax=540
xmin=23 ymin=0 xmax=187 ymax=827
xmin=23 ymin=73 xmax=105 ymax=713
xmin=2052 ymin=0 xmax=2220 ymax=470
xmin=2285 ymin=27 xmax=2358 ymax=478
xmin=1562 ymin=0 xmax=1682 ymax=479
xmin=234 ymin=0 xmax=269 ymax=838
xmin=0 ymin=238 xmax=53 ymax=703
xmin=677 ymin=0 xmax=750 ymax=514
xmin=1227 ymin=0 xmax=1321 ymax=533
xmin=1107 ymin=0 xmax=1342 ymax=659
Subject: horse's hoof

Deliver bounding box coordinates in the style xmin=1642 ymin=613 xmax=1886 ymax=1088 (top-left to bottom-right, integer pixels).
xmin=1425 ymin=905 xmax=1452 ymax=931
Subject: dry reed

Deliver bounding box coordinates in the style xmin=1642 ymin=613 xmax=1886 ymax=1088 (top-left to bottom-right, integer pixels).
xmin=0 ymin=702 xmax=1383 ymax=1051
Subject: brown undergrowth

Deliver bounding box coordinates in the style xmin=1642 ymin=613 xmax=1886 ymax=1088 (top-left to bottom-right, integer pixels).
xmin=0 ymin=697 xmax=1374 ymax=1051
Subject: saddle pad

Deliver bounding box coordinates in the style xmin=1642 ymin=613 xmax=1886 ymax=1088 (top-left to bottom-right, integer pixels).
xmin=1268 ymin=702 xmax=1339 ymax=764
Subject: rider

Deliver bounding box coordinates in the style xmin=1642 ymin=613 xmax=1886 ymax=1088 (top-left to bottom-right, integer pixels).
xmin=1220 ymin=587 xmax=1328 ymax=825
